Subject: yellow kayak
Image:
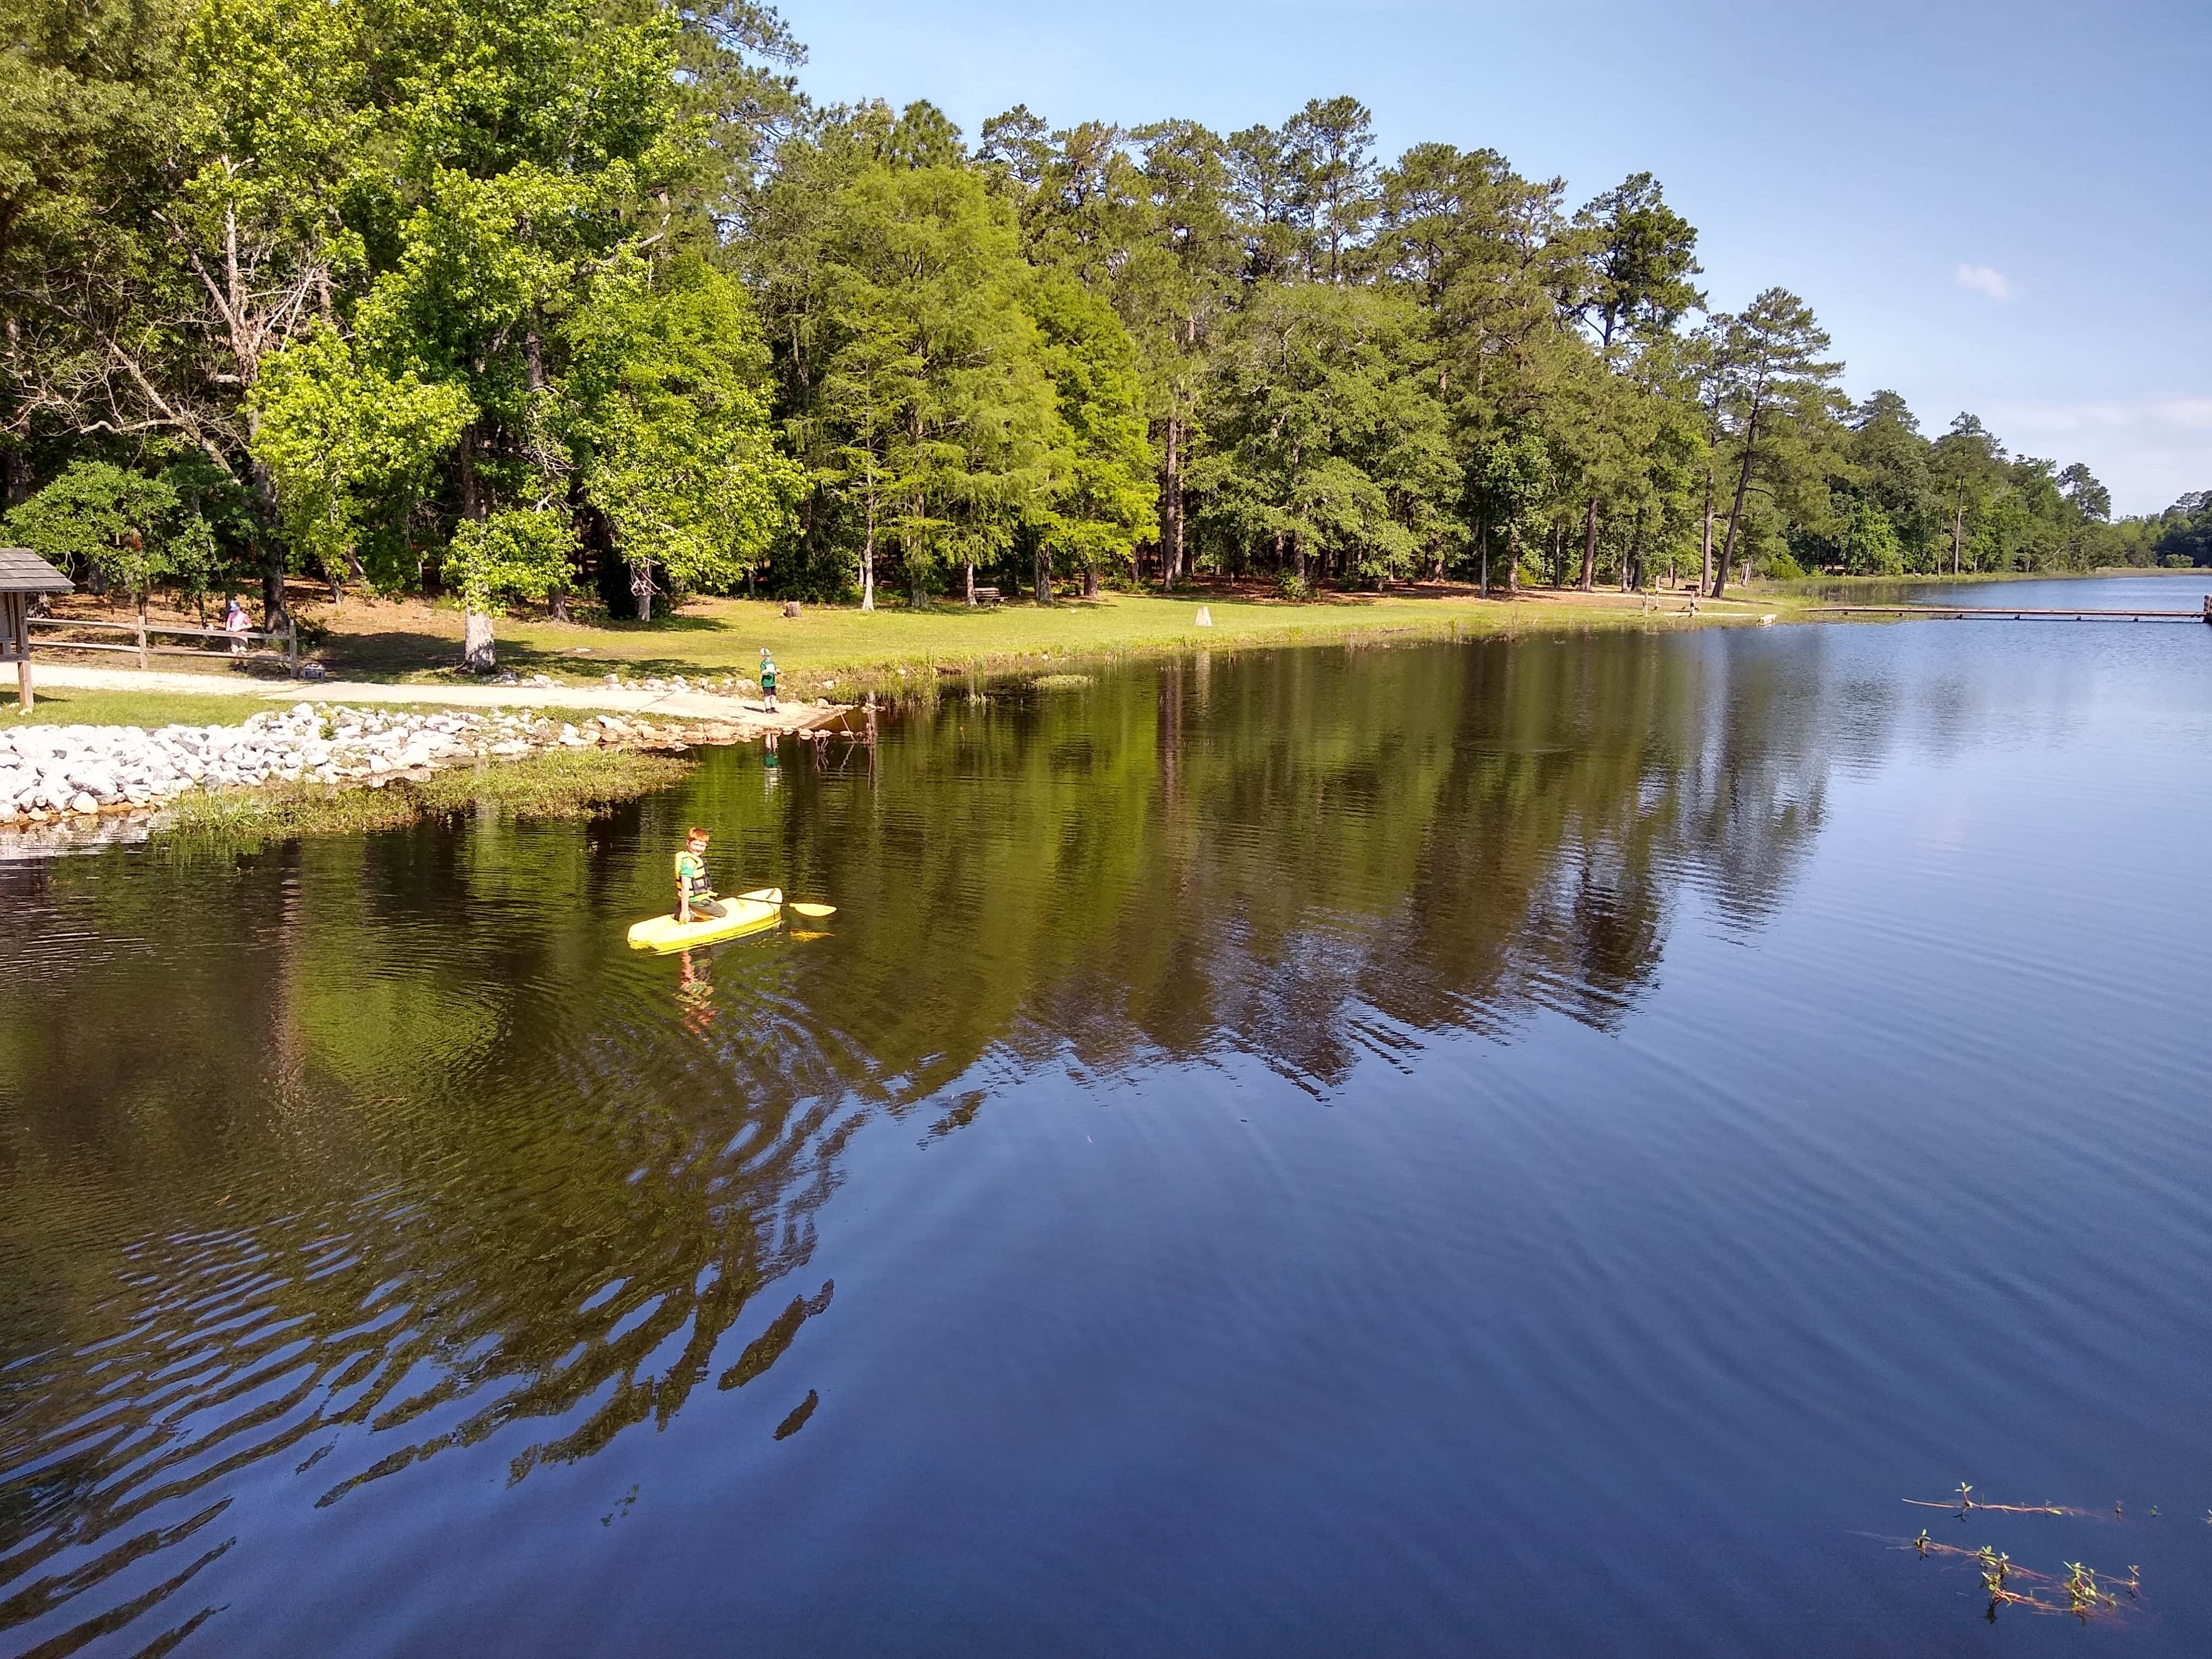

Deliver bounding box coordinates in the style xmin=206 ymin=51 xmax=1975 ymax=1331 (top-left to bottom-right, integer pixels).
xmin=628 ymin=887 xmax=783 ymax=953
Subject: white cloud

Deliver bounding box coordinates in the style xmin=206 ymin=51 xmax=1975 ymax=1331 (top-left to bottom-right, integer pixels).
xmin=1954 ymin=262 xmax=2016 ymax=301
xmin=1987 ymin=396 xmax=2212 ymax=515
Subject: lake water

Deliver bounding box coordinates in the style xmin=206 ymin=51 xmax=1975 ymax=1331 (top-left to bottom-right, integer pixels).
xmin=4 ymin=576 xmax=2211 ymax=1656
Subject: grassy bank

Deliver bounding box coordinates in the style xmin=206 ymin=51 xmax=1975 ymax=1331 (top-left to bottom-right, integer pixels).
xmin=2 ymin=683 xmax=655 ymax=734
xmin=153 ymin=746 xmax=696 ymax=849
xmin=311 ymin=584 xmax=1808 ymax=700
xmin=2 ymin=685 xmax=282 ymax=729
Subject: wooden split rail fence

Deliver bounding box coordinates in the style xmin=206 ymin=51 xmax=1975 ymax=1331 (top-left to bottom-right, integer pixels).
xmin=27 ymin=603 xmax=300 ymax=675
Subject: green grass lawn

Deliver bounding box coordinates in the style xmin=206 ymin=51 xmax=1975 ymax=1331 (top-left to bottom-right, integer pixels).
xmin=0 ymin=683 xmax=636 ymax=733
xmin=14 ymin=583 xmax=1811 ymax=731
xmin=1 ymin=685 xmax=282 ymax=729
xmin=321 ymin=585 xmax=1803 ymax=698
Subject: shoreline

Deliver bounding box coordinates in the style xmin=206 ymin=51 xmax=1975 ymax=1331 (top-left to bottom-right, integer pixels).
xmin=11 ymin=568 xmax=2199 ymax=855
xmin=12 ymin=585 xmax=1805 ymax=727
xmin=0 ymin=701 xmax=853 ymax=858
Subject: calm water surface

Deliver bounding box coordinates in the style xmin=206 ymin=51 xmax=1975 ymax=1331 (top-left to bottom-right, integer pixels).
xmin=4 ymin=586 xmax=2211 ymax=1656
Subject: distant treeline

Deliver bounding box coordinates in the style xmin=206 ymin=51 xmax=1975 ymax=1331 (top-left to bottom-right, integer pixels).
xmin=4 ymin=0 xmax=2204 ymax=659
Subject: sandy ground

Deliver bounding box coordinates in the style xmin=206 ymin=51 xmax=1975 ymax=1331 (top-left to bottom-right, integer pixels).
xmin=26 ymin=663 xmax=851 ymax=733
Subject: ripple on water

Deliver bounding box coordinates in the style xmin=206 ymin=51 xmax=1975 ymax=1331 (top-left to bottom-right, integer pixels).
xmin=6 ymin=621 xmax=2212 ymax=1654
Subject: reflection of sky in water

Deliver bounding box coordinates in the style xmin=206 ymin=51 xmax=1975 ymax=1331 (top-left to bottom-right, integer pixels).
xmin=3 ymin=609 xmax=2211 ymax=1656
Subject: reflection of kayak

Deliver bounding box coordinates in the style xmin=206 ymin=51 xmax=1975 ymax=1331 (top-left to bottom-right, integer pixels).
xmin=628 ymin=887 xmax=783 ymax=953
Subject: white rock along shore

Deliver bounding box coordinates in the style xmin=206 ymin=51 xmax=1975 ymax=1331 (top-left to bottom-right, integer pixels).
xmin=0 ymin=702 xmax=797 ymax=833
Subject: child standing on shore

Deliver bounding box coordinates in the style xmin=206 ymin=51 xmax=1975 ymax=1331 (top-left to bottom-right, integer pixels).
xmin=759 ymin=649 xmax=778 ymax=712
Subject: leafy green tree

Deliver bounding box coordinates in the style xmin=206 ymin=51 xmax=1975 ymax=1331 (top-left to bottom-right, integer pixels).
xmin=1835 ymin=496 xmax=1904 ymax=574
xmin=4 ymin=460 xmax=179 ymax=598
xmin=760 ymin=149 xmax=1061 ymax=608
xmin=1025 ymin=275 xmax=1157 ymax=597
xmin=251 ymin=324 xmax=471 ymax=595
xmin=354 ymin=0 xmax=702 ymax=658
xmin=2150 ymin=493 xmax=2212 ymax=566
xmin=1224 ymin=122 xmax=1303 ymax=283
xmin=1570 ymin=172 xmax=1703 ymax=350
xmin=1839 ymin=390 xmax=1937 ymax=567
xmin=1200 ymin=280 xmax=1452 ymax=589
xmin=565 ymin=254 xmax=800 ymax=618
xmin=53 ymin=0 xmax=379 ymax=622
xmin=0 ymin=0 xmax=185 ymax=506
xmin=1469 ymin=428 xmax=1552 ymax=594
xmin=666 ymin=0 xmax=809 ymax=229
xmin=1928 ymin=413 xmax=2006 ymax=575
xmin=1131 ymin=120 xmax=1242 ymax=586
xmin=1282 ymin=97 xmax=1379 ymax=284
xmin=1709 ymin=288 xmax=1843 ymax=596
xmin=2058 ymin=462 xmax=2110 ymax=523
xmin=16 ymin=6 xmax=2184 ymax=619
xmin=442 ymin=506 xmax=574 ymax=664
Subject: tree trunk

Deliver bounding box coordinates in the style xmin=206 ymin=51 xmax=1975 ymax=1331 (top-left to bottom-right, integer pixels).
xmin=1715 ymin=415 xmax=1759 ymax=599
xmin=1034 ymin=541 xmax=1051 ymax=605
xmin=241 ymin=381 xmax=291 ymax=628
xmin=1952 ymin=504 xmax=1963 ymax=576
xmin=454 ymin=423 xmax=487 ymax=651
xmin=1478 ymin=519 xmax=1489 ymax=596
xmin=860 ymin=489 xmax=876 ymax=612
xmin=1162 ymin=417 xmax=1183 ymax=589
xmin=1084 ymin=565 xmax=1099 ymax=598
xmin=463 ymin=608 xmax=495 ymax=672
xmin=549 ymin=586 xmax=569 ymax=622
xmin=965 ymin=557 xmax=976 ymax=605
xmin=1507 ymin=523 xmax=1522 ymax=595
xmin=1550 ymin=518 xmax=1566 ymax=588
xmin=633 ymin=562 xmax=653 ymax=622
xmin=1698 ymin=464 xmax=1715 ymax=594
xmin=1580 ymin=497 xmax=1599 ymax=591
xmin=255 ymin=453 xmax=288 ymax=625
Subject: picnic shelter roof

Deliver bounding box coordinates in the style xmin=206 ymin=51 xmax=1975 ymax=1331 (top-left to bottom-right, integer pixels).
xmin=0 ymin=547 xmax=73 ymax=594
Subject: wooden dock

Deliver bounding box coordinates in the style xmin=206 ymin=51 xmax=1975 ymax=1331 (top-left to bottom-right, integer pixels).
xmin=1813 ymin=597 xmax=2212 ymax=624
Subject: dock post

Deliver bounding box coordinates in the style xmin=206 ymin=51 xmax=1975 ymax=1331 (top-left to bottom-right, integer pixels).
xmin=2 ymin=594 xmax=28 ymax=710
xmin=137 ymin=592 xmax=150 ymax=669
xmin=2202 ymin=595 xmax=2211 ymax=625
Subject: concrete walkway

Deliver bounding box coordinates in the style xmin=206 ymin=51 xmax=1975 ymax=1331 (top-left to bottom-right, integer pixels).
xmin=30 ymin=663 xmax=850 ymax=731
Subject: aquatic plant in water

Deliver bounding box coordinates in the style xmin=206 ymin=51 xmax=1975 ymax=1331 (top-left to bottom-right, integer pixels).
xmin=1892 ymin=1486 xmax=2147 ymax=1624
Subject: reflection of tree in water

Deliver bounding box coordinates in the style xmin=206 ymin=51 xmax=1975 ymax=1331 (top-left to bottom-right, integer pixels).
xmin=805 ymin=633 xmax=1832 ymax=1088
xmin=2 ymin=629 xmax=1840 ymax=1653
xmin=0 ymin=854 xmax=900 ymax=1655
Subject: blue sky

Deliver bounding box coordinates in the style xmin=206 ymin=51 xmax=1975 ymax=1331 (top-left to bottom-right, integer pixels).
xmin=777 ymin=0 xmax=2209 ymax=515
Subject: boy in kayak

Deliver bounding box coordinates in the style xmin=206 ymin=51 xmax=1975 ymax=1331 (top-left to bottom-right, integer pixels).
xmin=759 ymin=648 xmax=778 ymax=712
xmin=675 ymin=828 xmax=725 ymax=923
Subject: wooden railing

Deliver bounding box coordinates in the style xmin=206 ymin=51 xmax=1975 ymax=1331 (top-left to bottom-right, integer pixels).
xmin=1811 ymin=601 xmax=2211 ymax=623
xmin=28 ymin=610 xmax=300 ymax=675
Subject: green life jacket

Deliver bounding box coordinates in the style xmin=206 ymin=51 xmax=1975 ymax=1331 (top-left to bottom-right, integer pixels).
xmin=675 ymin=849 xmax=707 ymax=891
